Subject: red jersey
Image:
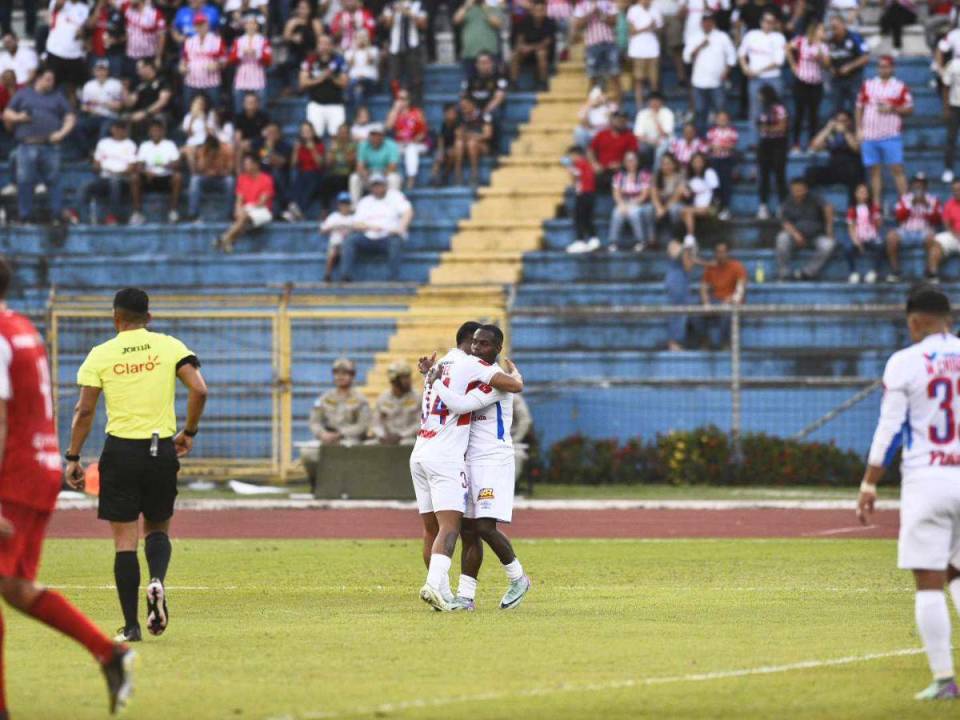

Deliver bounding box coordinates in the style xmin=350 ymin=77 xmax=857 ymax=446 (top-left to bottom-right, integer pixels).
xmin=572 ymin=156 xmax=596 ymax=193
xmin=944 ymin=197 xmax=960 ymax=235
xmin=0 ymin=310 xmax=60 ymax=513
xmin=589 ymin=128 xmax=639 ymax=168
xmin=237 ymin=171 xmax=275 ymax=210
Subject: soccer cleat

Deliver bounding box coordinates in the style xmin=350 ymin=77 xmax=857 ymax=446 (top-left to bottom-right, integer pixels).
xmin=146 ymin=578 xmax=168 ymax=636
xmin=500 ymin=575 xmax=532 ymax=610
xmin=450 ymin=596 xmax=476 ymax=612
xmin=114 ymin=626 xmax=142 ymax=643
xmin=102 ymin=645 xmax=137 ymax=714
xmin=914 ymin=678 xmax=959 ymax=700
xmin=419 ymin=583 xmax=455 ymax=612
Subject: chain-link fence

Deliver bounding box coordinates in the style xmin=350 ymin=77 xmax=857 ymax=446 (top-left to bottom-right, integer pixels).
xmin=509 ymin=304 xmax=908 ymax=456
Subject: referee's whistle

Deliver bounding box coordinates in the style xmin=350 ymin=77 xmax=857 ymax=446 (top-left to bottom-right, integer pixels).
xmin=150 ymin=432 xmax=159 ymax=458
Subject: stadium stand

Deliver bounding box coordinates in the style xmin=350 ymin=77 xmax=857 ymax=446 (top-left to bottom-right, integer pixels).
xmin=0 ymin=0 xmax=956 ymax=473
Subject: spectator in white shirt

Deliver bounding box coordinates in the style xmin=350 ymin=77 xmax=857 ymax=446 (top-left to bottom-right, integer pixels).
xmin=77 ymin=59 xmax=124 ymax=155
xmin=633 ymin=91 xmax=675 ymax=165
xmin=574 ymin=85 xmax=617 ymax=148
xmin=340 ymin=174 xmax=413 ymax=281
xmin=738 ymin=11 xmax=786 ymax=146
xmin=45 ymin=0 xmax=91 ymax=97
xmin=681 ymin=152 xmax=720 ymax=246
xmin=344 ymin=28 xmax=379 ymax=114
xmin=134 ymin=120 xmax=183 ymax=224
xmin=942 ymin=55 xmax=960 ymax=182
xmin=0 ymin=32 xmax=38 ymax=87
xmin=626 ymin=0 xmax=663 ymax=106
xmin=76 ymin=121 xmax=141 ymax=225
xmin=683 ymin=13 xmax=736 ymax=135
xmin=321 ymin=191 xmax=355 ymax=281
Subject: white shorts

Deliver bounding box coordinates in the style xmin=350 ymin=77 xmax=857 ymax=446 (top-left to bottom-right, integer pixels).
xmin=465 ymin=459 xmax=516 ymax=523
xmin=245 ymin=205 xmax=272 ymax=227
xmin=410 ymin=459 xmax=469 ymax=515
xmin=934 ymin=231 xmax=960 ymax=256
xmin=898 ymin=474 xmax=960 ymax=570
xmin=306 ymin=102 xmax=346 ymax=138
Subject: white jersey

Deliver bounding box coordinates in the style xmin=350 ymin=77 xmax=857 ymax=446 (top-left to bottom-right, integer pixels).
xmin=868 ymin=332 xmax=960 ymax=475
xmin=432 ymin=361 xmax=514 ymax=466
xmin=410 ymin=349 xmax=498 ymax=464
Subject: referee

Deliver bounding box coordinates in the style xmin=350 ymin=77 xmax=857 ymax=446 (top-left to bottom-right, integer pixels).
xmin=65 ymin=288 xmax=208 ymax=643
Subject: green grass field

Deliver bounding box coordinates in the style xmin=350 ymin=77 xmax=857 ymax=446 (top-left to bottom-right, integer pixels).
xmin=7 ymin=538 xmax=949 ymax=719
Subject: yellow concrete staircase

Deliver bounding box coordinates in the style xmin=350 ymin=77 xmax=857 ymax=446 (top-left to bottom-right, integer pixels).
xmin=361 ymin=49 xmax=590 ymax=399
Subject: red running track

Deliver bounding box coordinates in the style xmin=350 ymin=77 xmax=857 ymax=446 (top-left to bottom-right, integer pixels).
xmin=46 ymin=508 xmax=899 ymax=540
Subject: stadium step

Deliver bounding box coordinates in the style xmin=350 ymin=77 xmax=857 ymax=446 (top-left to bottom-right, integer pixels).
xmin=359 ymin=59 xmax=592 ymax=397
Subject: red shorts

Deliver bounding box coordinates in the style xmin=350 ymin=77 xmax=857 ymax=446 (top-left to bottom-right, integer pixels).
xmin=0 ymin=503 xmax=51 ymax=582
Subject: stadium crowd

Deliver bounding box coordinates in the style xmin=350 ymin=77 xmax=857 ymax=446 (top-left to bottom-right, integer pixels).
xmin=3 ymin=0 xmax=960 ymax=292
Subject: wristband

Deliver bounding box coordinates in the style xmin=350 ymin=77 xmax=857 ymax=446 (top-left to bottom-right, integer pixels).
xmin=183 ymin=428 xmax=199 ymax=438
xmin=859 ymin=481 xmax=877 ymax=494
xmin=65 ymin=454 xmax=80 ymax=462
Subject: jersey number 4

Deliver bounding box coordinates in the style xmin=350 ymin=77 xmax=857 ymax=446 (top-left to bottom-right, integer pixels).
xmin=928 ymin=377 xmax=960 ymax=444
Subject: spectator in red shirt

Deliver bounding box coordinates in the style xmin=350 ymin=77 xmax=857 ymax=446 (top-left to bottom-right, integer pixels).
xmin=385 ymin=89 xmax=429 ymax=190
xmin=930 ymin=179 xmax=960 ymax=281
xmin=562 ymin=144 xmax=599 ymax=252
xmin=284 ymin=121 xmax=325 ymax=221
xmin=587 ymin=110 xmax=639 ymax=193
xmin=218 ymin=153 xmax=275 ymax=253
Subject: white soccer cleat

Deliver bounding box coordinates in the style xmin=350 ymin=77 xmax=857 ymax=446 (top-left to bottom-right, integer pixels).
xmin=419 ymin=583 xmax=455 ymax=612
xmin=145 ymin=579 xmax=168 ymax=636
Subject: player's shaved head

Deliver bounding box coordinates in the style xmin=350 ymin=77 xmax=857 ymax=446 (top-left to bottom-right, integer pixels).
xmin=906 ymin=285 xmax=953 ymax=342
xmin=456 ymin=321 xmax=483 ymax=346
xmin=0 ymin=257 xmax=10 ymax=300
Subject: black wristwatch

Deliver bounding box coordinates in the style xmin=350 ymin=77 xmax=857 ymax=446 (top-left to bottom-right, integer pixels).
xmin=183 ymin=428 xmax=199 ymax=438
xmin=65 ymin=453 xmax=80 ymax=462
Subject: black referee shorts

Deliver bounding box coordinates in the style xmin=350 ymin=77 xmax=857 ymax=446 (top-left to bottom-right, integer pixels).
xmin=97 ymin=435 xmax=180 ymax=523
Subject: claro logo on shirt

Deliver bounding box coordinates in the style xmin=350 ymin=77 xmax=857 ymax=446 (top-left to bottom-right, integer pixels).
xmin=113 ymin=355 xmax=161 ymax=375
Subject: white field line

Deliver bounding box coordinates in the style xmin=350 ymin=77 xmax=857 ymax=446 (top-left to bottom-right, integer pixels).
xmin=264 ymin=647 xmax=926 ymax=720
xmin=47 ymin=584 xmax=912 ymax=594
xmin=53 ymin=497 xmax=902 ymax=512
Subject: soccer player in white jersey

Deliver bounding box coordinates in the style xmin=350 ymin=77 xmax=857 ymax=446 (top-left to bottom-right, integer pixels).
xmin=859 ymin=285 xmax=960 ymax=701
xmin=430 ymin=325 xmax=531 ymax=611
xmin=410 ymin=321 xmax=524 ymax=612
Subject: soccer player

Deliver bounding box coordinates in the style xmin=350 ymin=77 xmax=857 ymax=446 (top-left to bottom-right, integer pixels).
xmin=411 ymin=321 xmax=523 ymax=611
xmin=0 ymin=258 xmax=135 ymax=716
xmin=65 ymin=288 xmax=208 ymax=643
xmin=429 ymin=324 xmax=532 ymax=611
xmin=858 ymin=285 xmax=960 ymax=701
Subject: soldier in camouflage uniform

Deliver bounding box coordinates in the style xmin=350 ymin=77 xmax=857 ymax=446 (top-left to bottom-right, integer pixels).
xmin=371 ymin=361 xmax=420 ymax=445
xmin=309 ymin=357 xmax=371 ymax=446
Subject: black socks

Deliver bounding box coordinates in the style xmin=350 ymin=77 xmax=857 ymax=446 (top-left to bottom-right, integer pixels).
xmin=113 ymin=551 xmax=140 ymax=630
xmin=144 ymin=532 xmax=172 ymax=583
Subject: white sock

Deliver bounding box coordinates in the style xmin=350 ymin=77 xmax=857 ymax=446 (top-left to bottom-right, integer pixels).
xmin=915 ymin=590 xmax=955 ymax=680
xmin=426 ymin=553 xmax=451 ymax=590
xmin=440 ymin=572 xmax=453 ymax=600
xmin=458 ymin=574 xmax=478 ymax=600
xmin=504 ymin=558 xmax=524 ymax=582
xmin=948 ymin=577 xmax=960 ymax=616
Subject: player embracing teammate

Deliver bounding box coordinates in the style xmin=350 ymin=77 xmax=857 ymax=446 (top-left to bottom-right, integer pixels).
xmin=410 ymin=321 xmax=531 ymax=612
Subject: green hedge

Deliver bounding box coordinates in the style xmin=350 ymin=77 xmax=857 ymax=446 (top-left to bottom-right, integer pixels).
xmin=520 ymin=426 xmax=900 ymax=487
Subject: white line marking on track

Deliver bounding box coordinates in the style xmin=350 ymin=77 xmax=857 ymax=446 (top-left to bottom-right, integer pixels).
xmin=802 ymin=525 xmax=881 ymax=537
xmin=264 ymin=647 xmax=925 ymax=720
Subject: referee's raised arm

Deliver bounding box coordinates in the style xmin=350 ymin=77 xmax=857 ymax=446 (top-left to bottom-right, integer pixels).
xmin=62 ymin=287 xmax=208 ymax=643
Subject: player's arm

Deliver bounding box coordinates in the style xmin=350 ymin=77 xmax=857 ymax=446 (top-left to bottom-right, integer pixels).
xmin=432 ymin=380 xmax=502 ymax=415
xmin=857 ymin=361 xmax=909 ymax=524
xmin=65 ymin=386 xmax=102 ymax=489
xmin=173 ymin=364 xmax=208 ymax=457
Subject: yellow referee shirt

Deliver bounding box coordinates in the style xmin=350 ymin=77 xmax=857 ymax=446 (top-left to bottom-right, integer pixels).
xmin=77 ymin=328 xmax=197 ymax=439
